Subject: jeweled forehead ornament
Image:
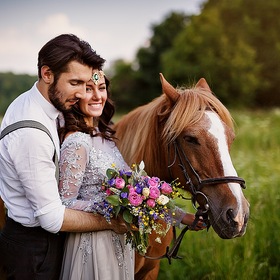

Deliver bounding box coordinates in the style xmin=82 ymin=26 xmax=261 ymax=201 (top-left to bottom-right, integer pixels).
xmin=91 ymin=70 xmax=105 ymax=85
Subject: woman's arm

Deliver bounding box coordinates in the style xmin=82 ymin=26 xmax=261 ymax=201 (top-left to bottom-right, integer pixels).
xmin=59 ymin=138 xmax=95 ymax=212
xmin=58 ymin=136 xmax=127 ymax=233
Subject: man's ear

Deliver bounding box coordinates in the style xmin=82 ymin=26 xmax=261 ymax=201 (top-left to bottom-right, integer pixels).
xmin=40 ymin=65 xmax=54 ymax=84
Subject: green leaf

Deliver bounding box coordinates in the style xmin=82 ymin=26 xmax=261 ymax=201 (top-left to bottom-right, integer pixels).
xmin=121 ymin=198 xmax=129 ymax=206
xmin=106 ymin=169 xmax=117 ymax=179
xmin=106 ymin=195 xmax=120 ymax=206
xmin=167 ymin=199 xmax=176 ymax=209
xmin=123 ymin=209 xmax=133 ymax=224
xmin=115 ymin=205 xmax=121 ymax=217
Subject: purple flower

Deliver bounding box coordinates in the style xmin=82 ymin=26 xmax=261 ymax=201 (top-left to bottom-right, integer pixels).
xmin=120 ymin=192 xmax=128 ymax=199
xmin=125 ymin=171 xmax=132 ymax=176
xmin=135 ymin=184 xmax=143 ymax=194
xmin=108 ymin=178 xmax=115 ymax=186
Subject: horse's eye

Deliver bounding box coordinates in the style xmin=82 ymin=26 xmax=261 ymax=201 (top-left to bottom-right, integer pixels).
xmin=184 ymin=135 xmax=200 ymax=145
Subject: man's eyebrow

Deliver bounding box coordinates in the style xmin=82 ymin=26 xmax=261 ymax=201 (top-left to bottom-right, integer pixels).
xmin=69 ymin=79 xmax=86 ymax=84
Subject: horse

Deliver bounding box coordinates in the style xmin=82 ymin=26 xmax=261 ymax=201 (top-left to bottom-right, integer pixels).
xmin=113 ymin=73 xmax=250 ymax=280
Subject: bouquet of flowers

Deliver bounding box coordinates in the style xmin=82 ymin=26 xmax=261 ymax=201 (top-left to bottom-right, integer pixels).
xmin=102 ymin=161 xmax=180 ymax=255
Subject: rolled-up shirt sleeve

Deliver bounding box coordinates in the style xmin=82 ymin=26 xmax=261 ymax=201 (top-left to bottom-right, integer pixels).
xmin=10 ymin=129 xmax=65 ymax=233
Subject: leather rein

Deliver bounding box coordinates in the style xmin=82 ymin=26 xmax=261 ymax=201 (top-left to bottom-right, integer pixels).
xmin=144 ymin=140 xmax=246 ymax=264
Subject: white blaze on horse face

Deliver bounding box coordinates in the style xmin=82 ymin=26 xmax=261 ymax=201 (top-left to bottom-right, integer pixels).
xmin=206 ymin=112 xmax=243 ymax=212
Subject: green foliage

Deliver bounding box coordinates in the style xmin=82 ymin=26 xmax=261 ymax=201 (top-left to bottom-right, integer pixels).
xmin=158 ymin=109 xmax=280 ymax=280
xmin=162 ymin=3 xmax=261 ymax=108
xmin=111 ymin=12 xmax=191 ymax=111
xmin=111 ymin=0 xmax=280 ymax=110
xmin=0 ymin=72 xmax=36 ymax=115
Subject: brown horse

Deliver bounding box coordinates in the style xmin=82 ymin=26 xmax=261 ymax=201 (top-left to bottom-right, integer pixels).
xmin=114 ymin=74 xmax=250 ymax=280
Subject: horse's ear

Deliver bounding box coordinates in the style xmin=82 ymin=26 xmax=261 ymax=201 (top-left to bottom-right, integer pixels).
xmin=159 ymin=73 xmax=179 ymax=104
xmin=195 ymin=78 xmax=211 ymax=92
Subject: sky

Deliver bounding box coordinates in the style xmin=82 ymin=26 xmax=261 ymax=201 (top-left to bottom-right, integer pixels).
xmin=0 ymin=0 xmax=204 ymax=75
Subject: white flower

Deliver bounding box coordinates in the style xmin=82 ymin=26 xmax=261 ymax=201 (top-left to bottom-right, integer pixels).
xmin=155 ymin=237 xmax=162 ymax=243
xmin=156 ymin=194 xmax=169 ymax=205
xmin=142 ymin=187 xmax=150 ymax=197
xmin=139 ymin=161 xmax=145 ymax=170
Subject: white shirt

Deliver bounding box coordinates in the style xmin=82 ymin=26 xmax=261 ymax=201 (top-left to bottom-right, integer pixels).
xmin=0 ymin=82 xmax=65 ymax=233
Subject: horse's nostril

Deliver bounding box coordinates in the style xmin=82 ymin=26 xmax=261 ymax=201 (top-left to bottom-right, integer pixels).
xmin=226 ymin=209 xmax=235 ymax=223
xmin=244 ymin=213 xmax=249 ymax=224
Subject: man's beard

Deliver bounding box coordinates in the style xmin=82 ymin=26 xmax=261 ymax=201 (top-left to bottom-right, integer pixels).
xmin=48 ymin=82 xmax=71 ymax=113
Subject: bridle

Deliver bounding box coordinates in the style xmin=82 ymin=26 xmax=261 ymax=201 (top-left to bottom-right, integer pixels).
xmin=144 ymin=139 xmax=246 ymax=264
xmin=169 ymin=140 xmax=246 ymax=212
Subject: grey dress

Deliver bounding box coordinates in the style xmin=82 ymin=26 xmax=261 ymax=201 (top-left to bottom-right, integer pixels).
xmin=58 ymin=132 xmax=134 ymax=280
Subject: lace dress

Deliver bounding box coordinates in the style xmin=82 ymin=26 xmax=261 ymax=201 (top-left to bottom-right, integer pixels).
xmin=58 ymin=132 xmax=134 ymax=280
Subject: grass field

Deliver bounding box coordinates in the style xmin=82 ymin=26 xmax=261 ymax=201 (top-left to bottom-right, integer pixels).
xmin=157 ymin=109 xmax=280 ymax=280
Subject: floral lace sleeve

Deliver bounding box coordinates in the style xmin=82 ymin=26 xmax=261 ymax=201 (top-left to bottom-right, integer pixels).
xmin=170 ymin=206 xmax=186 ymax=228
xmin=59 ymin=136 xmax=93 ymax=212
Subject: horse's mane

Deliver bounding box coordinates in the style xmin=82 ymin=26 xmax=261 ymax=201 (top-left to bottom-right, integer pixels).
xmin=115 ymin=84 xmax=234 ymax=168
xmin=163 ymin=86 xmax=234 ymax=143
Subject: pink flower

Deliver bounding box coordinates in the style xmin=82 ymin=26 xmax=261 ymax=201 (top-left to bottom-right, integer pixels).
xmin=146 ymin=198 xmax=156 ymax=208
xmin=128 ymin=186 xmax=136 ymax=194
xmin=149 ymin=186 xmax=160 ymax=199
xmin=160 ymin=182 xmax=173 ymax=194
xmin=148 ymin=177 xmax=160 ymax=188
xmin=128 ymin=192 xmax=143 ymax=206
xmin=106 ymin=189 xmax=111 ymax=196
xmin=115 ymin=177 xmax=125 ymax=189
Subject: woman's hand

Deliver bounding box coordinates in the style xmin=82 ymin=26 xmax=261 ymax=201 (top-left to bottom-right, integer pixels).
xmin=109 ymin=215 xmax=128 ymax=234
xmin=181 ymin=213 xmax=207 ymax=231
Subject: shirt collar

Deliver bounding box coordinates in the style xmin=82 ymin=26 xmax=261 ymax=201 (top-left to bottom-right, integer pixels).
xmin=33 ymin=82 xmax=60 ymax=121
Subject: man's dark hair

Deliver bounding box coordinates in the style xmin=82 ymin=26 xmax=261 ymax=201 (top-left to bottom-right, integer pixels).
xmin=37 ymin=33 xmax=105 ymax=78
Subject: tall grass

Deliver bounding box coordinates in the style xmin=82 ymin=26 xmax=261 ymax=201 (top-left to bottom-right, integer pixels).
xmin=158 ymin=109 xmax=280 ymax=280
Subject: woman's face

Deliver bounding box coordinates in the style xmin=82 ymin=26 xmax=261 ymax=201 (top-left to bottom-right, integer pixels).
xmin=78 ymin=70 xmax=107 ymax=126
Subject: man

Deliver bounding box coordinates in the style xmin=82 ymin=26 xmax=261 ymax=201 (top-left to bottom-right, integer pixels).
xmin=0 ymin=34 xmax=127 ymax=280
xmin=0 ymin=198 xmax=4 ymax=231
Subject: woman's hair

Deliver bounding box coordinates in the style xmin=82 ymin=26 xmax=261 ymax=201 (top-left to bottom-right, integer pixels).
xmin=58 ymin=76 xmax=116 ymax=143
xmin=37 ymin=33 xmax=105 ymax=79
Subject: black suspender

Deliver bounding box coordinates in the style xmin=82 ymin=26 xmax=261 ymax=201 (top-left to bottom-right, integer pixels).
xmin=0 ymin=120 xmax=59 ymax=182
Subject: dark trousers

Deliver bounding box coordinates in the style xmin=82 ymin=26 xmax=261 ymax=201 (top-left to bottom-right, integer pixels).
xmin=0 ymin=217 xmax=66 ymax=280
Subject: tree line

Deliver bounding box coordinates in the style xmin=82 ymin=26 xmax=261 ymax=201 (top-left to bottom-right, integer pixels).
xmin=1 ymin=0 xmax=279 ymax=116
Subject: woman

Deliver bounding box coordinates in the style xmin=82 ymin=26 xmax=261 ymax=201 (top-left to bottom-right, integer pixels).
xmin=58 ymin=69 xmax=206 ymax=280
xmin=58 ymin=69 xmax=134 ymax=280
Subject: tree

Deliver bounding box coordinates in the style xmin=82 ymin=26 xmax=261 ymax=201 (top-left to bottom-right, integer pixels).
xmin=200 ymin=0 xmax=280 ymax=106
xmin=135 ymin=12 xmax=192 ymax=102
xmin=0 ymin=73 xmax=36 ymax=116
xmin=161 ymin=4 xmax=261 ymax=107
xmin=111 ymin=12 xmax=193 ymax=111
